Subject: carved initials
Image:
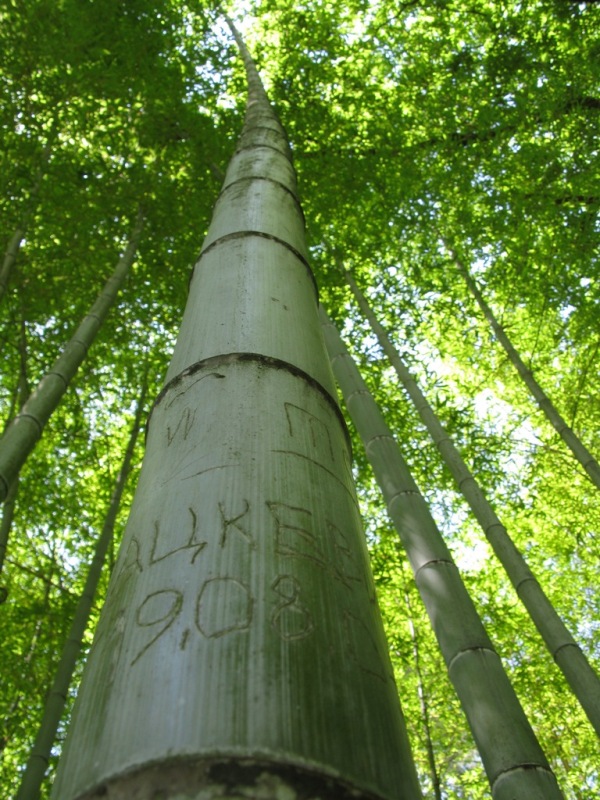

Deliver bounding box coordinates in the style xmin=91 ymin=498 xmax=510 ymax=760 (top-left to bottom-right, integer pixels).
xmin=150 ymin=507 xmax=207 ymax=565
xmin=267 ymin=501 xmax=328 ymax=571
xmin=166 ymin=406 xmax=196 ymax=445
xmin=343 ymin=609 xmax=389 ymax=684
xmin=328 ymin=521 xmax=362 ymax=589
xmin=219 ymin=499 xmax=255 ymax=549
xmin=118 ymin=537 xmax=143 ymax=577
xmin=284 ymin=402 xmax=334 ymax=462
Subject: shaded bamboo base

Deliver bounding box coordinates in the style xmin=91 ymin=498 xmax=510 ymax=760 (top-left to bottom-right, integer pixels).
xmin=77 ymin=756 xmax=391 ymax=800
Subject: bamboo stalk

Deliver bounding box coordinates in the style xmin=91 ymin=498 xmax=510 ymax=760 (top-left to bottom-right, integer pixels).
xmin=0 ymin=317 xmax=31 ymax=580
xmin=0 ymin=227 xmax=26 ymax=305
xmin=402 ymin=582 xmax=442 ymax=800
xmin=0 ymin=210 xmax=144 ymax=503
xmin=446 ymin=240 xmax=600 ymax=491
xmin=0 ymin=143 xmax=52 ymax=305
xmin=51 ymin=23 xmax=422 ymax=800
xmin=320 ymin=307 xmax=564 ymax=800
xmin=16 ymin=378 xmax=148 ymax=800
xmin=343 ymin=266 xmax=600 ymax=737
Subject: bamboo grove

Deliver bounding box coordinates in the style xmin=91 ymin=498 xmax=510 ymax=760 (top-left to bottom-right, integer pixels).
xmin=1 ymin=1 xmax=599 ymax=798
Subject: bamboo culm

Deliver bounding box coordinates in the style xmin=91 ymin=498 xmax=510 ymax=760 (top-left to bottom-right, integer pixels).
xmin=446 ymin=240 xmax=600 ymax=491
xmin=320 ymin=307 xmax=565 ymax=800
xmin=0 ymin=227 xmax=26 ymax=305
xmin=15 ymin=377 xmax=148 ymax=800
xmin=0 ymin=210 xmax=144 ymax=504
xmin=0 ymin=155 xmax=47 ymax=306
xmin=51 ymin=22 xmax=422 ymax=800
xmin=343 ymin=267 xmax=600 ymax=737
xmin=402 ymin=584 xmax=442 ymax=800
xmin=0 ymin=319 xmax=32 ymax=581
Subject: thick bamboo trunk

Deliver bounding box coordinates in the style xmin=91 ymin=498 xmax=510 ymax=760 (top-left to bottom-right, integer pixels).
xmin=51 ymin=27 xmax=422 ymax=800
xmin=343 ymin=267 xmax=600 ymax=736
xmin=15 ymin=379 xmax=147 ymax=800
xmin=320 ymin=308 xmax=564 ymax=800
xmin=447 ymin=242 xmax=600 ymax=490
xmin=0 ymin=210 xmax=144 ymax=504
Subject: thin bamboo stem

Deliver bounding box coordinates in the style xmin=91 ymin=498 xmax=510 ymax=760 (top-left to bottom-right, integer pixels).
xmin=343 ymin=267 xmax=600 ymax=737
xmin=0 ymin=142 xmax=52 ymax=306
xmin=15 ymin=378 xmax=148 ymax=800
xmin=0 ymin=210 xmax=144 ymax=503
xmin=320 ymin=306 xmax=564 ymax=800
xmin=0 ymin=317 xmax=31 ymax=580
xmin=0 ymin=227 xmax=26 ymax=304
xmin=446 ymin=240 xmax=600 ymax=491
xmin=402 ymin=582 xmax=442 ymax=800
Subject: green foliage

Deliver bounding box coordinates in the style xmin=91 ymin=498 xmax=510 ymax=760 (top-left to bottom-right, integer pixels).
xmin=1 ymin=0 xmax=599 ymax=797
